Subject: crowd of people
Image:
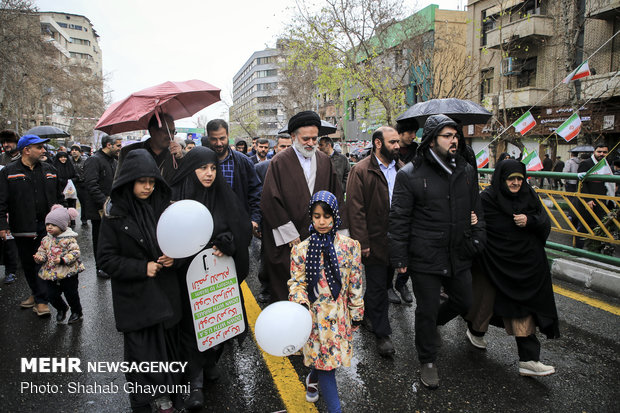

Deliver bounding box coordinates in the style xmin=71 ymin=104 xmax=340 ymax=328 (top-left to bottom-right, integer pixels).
xmin=7 ymin=107 xmax=612 ymax=412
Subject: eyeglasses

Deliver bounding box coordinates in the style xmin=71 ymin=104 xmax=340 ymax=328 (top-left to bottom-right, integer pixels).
xmin=437 ymin=133 xmax=458 ymax=139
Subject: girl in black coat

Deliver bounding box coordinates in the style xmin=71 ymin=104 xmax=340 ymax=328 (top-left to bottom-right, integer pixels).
xmin=466 ymin=159 xmax=559 ymax=377
xmin=97 ymin=149 xmax=182 ymax=413
xmin=169 ymin=146 xmax=252 ymax=411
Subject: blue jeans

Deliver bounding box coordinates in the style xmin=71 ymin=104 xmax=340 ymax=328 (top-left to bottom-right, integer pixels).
xmin=309 ymin=368 xmax=341 ymax=413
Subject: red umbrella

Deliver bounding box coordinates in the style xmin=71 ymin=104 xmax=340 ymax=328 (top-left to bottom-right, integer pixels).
xmin=95 ymin=79 xmax=221 ymax=134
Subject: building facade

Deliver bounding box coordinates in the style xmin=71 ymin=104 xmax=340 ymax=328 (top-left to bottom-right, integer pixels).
xmin=230 ymin=47 xmax=285 ymax=139
xmin=465 ymin=0 xmax=620 ymax=164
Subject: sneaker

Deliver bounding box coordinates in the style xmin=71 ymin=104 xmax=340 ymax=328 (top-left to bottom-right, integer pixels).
xmin=20 ymin=295 xmax=35 ymax=308
xmin=420 ymin=363 xmax=439 ymax=389
xmin=396 ymin=284 xmax=413 ymax=303
xmin=33 ymin=303 xmax=51 ymax=316
xmin=151 ymin=396 xmax=176 ymax=413
xmin=305 ymin=373 xmax=319 ymax=403
xmin=387 ymin=288 xmax=401 ymax=304
xmin=3 ymin=273 xmax=16 ymax=284
xmin=68 ymin=312 xmax=83 ymax=324
xmin=466 ymin=329 xmax=487 ymax=350
xmin=518 ymin=360 xmax=555 ymax=377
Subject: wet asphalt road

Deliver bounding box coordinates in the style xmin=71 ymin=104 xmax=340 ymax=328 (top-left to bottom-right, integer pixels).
xmin=0 ymin=219 xmax=619 ymax=413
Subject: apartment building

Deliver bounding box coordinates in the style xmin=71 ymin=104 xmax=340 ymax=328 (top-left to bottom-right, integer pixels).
xmin=465 ymin=0 xmax=619 ymax=162
xmin=230 ymin=47 xmax=284 ymax=139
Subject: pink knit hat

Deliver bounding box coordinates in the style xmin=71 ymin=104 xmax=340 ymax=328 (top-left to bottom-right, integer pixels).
xmin=45 ymin=205 xmax=78 ymax=232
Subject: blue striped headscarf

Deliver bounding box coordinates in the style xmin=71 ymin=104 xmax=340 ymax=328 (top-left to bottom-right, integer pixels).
xmin=306 ymin=191 xmax=342 ymax=302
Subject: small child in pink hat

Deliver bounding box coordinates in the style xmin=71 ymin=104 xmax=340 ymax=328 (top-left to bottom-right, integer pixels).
xmin=33 ymin=205 xmax=85 ymax=323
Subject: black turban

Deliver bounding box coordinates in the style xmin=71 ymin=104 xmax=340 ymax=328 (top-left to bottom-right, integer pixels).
xmin=288 ymin=111 xmax=321 ymax=134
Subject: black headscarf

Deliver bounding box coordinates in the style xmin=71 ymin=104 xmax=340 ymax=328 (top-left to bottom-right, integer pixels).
xmin=478 ymin=159 xmax=559 ymax=339
xmin=53 ymin=151 xmax=76 ymax=182
xmin=169 ymin=146 xmax=252 ymax=280
xmin=484 ymin=159 xmax=541 ymax=217
xmin=110 ymin=149 xmax=171 ymax=260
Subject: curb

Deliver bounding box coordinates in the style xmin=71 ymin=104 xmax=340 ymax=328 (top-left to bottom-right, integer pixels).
xmin=548 ymin=252 xmax=620 ymax=299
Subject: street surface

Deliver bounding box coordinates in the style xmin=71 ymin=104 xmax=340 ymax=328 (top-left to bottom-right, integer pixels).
xmin=0 ymin=219 xmax=619 ymax=413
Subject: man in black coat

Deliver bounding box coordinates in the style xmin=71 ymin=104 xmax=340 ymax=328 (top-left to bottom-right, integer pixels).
xmin=83 ymin=134 xmax=121 ymax=277
xmin=202 ymin=119 xmax=262 ymax=236
xmin=575 ymin=143 xmax=609 ymax=248
xmin=389 ymin=114 xmax=485 ymax=389
xmin=0 ymin=135 xmax=65 ymax=316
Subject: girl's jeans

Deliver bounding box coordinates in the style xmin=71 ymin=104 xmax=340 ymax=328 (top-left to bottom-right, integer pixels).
xmin=309 ymin=368 xmax=341 ymax=413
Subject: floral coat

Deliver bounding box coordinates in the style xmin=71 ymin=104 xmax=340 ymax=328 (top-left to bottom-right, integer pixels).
xmin=35 ymin=228 xmax=85 ymax=281
xmin=288 ymin=233 xmax=364 ymax=370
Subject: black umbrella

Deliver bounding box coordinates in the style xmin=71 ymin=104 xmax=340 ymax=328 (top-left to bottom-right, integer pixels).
xmin=569 ymin=145 xmax=594 ymax=153
xmin=396 ymin=98 xmax=492 ymax=127
xmin=25 ymin=125 xmax=70 ymax=139
xmin=278 ymin=119 xmax=337 ymax=136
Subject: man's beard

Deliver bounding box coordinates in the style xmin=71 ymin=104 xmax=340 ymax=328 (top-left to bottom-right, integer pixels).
xmin=294 ymin=139 xmax=316 ymax=158
xmin=380 ymin=144 xmax=399 ymax=162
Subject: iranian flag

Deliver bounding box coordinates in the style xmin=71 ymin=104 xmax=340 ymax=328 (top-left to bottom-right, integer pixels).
xmin=512 ymin=111 xmax=536 ymax=135
xmin=586 ymin=158 xmax=612 ymax=176
xmin=555 ymin=112 xmax=581 ymax=142
xmin=563 ymin=61 xmax=591 ymax=83
xmin=476 ymin=148 xmax=489 ymax=168
xmin=521 ymin=148 xmax=543 ymax=171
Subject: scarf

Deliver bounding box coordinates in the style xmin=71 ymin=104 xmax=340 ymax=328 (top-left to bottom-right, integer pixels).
xmin=306 ymin=191 xmax=342 ymax=302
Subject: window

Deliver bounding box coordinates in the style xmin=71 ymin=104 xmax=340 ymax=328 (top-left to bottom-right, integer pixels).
xmin=259 ymin=109 xmax=278 ymax=116
xmin=481 ymin=10 xmax=495 ymax=47
xmin=257 ymin=96 xmax=276 ymax=103
xmin=480 ymin=68 xmax=494 ymax=101
xmin=257 ymin=69 xmax=277 ymax=78
xmin=57 ymin=22 xmax=68 ymax=28
xmin=256 ymin=56 xmax=274 ymax=65
xmin=71 ymin=37 xmax=91 ymax=46
xmin=256 ymin=82 xmax=277 ymax=91
xmin=348 ymin=100 xmax=356 ymax=121
xmin=517 ymin=57 xmax=537 ymax=88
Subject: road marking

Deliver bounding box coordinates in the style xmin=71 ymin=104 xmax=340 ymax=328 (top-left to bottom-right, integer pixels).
xmin=241 ymin=282 xmax=318 ymax=413
xmin=553 ymin=284 xmax=620 ymax=316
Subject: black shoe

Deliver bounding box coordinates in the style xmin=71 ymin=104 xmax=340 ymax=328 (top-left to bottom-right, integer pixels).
xmin=361 ymin=317 xmax=374 ymax=333
xmin=81 ymin=221 xmax=89 ymax=227
xmin=56 ymin=309 xmax=67 ymax=322
xmin=377 ymin=336 xmax=395 ymax=357
xmin=396 ymin=284 xmax=413 ymax=303
xmin=257 ymin=291 xmax=271 ymax=303
xmin=387 ymin=288 xmax=401 ymax=304
xmin=420 ymin=363 xmax=439 ymax=389
xmin=68 ymin=313 xmax=83 ymax=324
xmin=97 ymin=269 xmax=110 ymax=279
xmin=204 ymin=364 xmax=221 ymax=381
xmin=185 ymin=388 xmax=204 ymax=411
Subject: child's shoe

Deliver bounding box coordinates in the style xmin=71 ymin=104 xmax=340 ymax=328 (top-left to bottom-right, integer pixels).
xmin=3 ymin=273 xmax=16 ymax=284
xmin=305 ymin=373 xmax=319 ymax=403
xmin=68 ymin=313 xmax=83 ymax=324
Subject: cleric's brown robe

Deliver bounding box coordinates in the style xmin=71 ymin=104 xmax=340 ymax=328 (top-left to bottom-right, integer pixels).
xmin=260 ymin=147 xmax=346 ymax=301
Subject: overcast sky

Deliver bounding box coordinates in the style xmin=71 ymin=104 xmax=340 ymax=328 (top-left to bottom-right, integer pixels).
xmin=35 ymin=0 xmax=465 ymax=127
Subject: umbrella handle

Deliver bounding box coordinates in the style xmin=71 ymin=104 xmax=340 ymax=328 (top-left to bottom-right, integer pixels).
xmin=162 ymin=113 xmax=178 ymax=170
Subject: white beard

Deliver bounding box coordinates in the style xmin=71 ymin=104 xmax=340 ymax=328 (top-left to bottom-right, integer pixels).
xmin=294 ymin=139 xmax=316 ymax=158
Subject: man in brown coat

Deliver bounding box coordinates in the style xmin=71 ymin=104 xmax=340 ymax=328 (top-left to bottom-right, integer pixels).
xmin=346 ymin=126 xmax=403 ymax=356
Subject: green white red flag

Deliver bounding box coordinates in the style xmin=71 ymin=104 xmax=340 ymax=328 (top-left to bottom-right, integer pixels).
xmin=475 ymin=148 xmax=489 ymax=168
xmin=586 ymin=158 xmax=612 ymax=176
xmin=563 ymin=61 xmax=591 ymax=83
xmin=512 ymin=111 xmax=536 ymax=135
xmin=521 ymin=148 xmax=543 ymax=171
xmin=555 ymin=112 xmax=581 ymax=142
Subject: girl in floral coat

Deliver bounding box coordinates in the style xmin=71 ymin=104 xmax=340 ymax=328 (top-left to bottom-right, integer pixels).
xmin=288 ymin=191 xmax=364 ymax=413
xmin=34 ymin=205 xmax=84 ymax=323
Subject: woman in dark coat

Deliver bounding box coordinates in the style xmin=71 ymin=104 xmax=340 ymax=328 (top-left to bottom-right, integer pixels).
xmin=169 ymin=146 xmax=252 ymax=411
xmin=53 ymin=151 xmax=77 ymax=210
xmin=97 ymin=149 xmax=182 ymax=413
xmin=466 ymin=159 xmax=560 ymax=377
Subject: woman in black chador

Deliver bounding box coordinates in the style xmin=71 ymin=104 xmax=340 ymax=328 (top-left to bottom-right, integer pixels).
xmin=98 ymin=149 xmax=182 ymax=413
xmin=466 ymin=159 xmax=560 ymax=377
xmin=169 ymin=146 xmax=252 ymax=411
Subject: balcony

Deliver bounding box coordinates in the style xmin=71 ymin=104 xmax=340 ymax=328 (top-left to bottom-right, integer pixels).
xmin=486 ymin=15 xmax=554 ymax=49
xmin=489 ymin=86 xmax=549 ymax=109
xmin=586 ymin=0 xmax=620 ymax=19
xmin=580 ymin=72 xmax=620 ymax=100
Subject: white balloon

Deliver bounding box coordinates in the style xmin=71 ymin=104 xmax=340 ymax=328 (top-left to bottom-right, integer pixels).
xmin=255 ymin=301 xmax=312 ymax=357
xmin=156 ymin=200 xmax=213 ymax=258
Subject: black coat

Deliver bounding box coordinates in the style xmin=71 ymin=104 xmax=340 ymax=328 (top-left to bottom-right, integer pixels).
xmin=97 ymin=149 xmax=180 ymax=333
xmin=389 ymin=114 xmax=485 ymax=276
xmin=229 ymin=149 xmax=262 ymax=225
xmin=0 ymin=159 xmax=64 ymax=234
xmin=83 ymin=149 xmax=117 ymax=220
